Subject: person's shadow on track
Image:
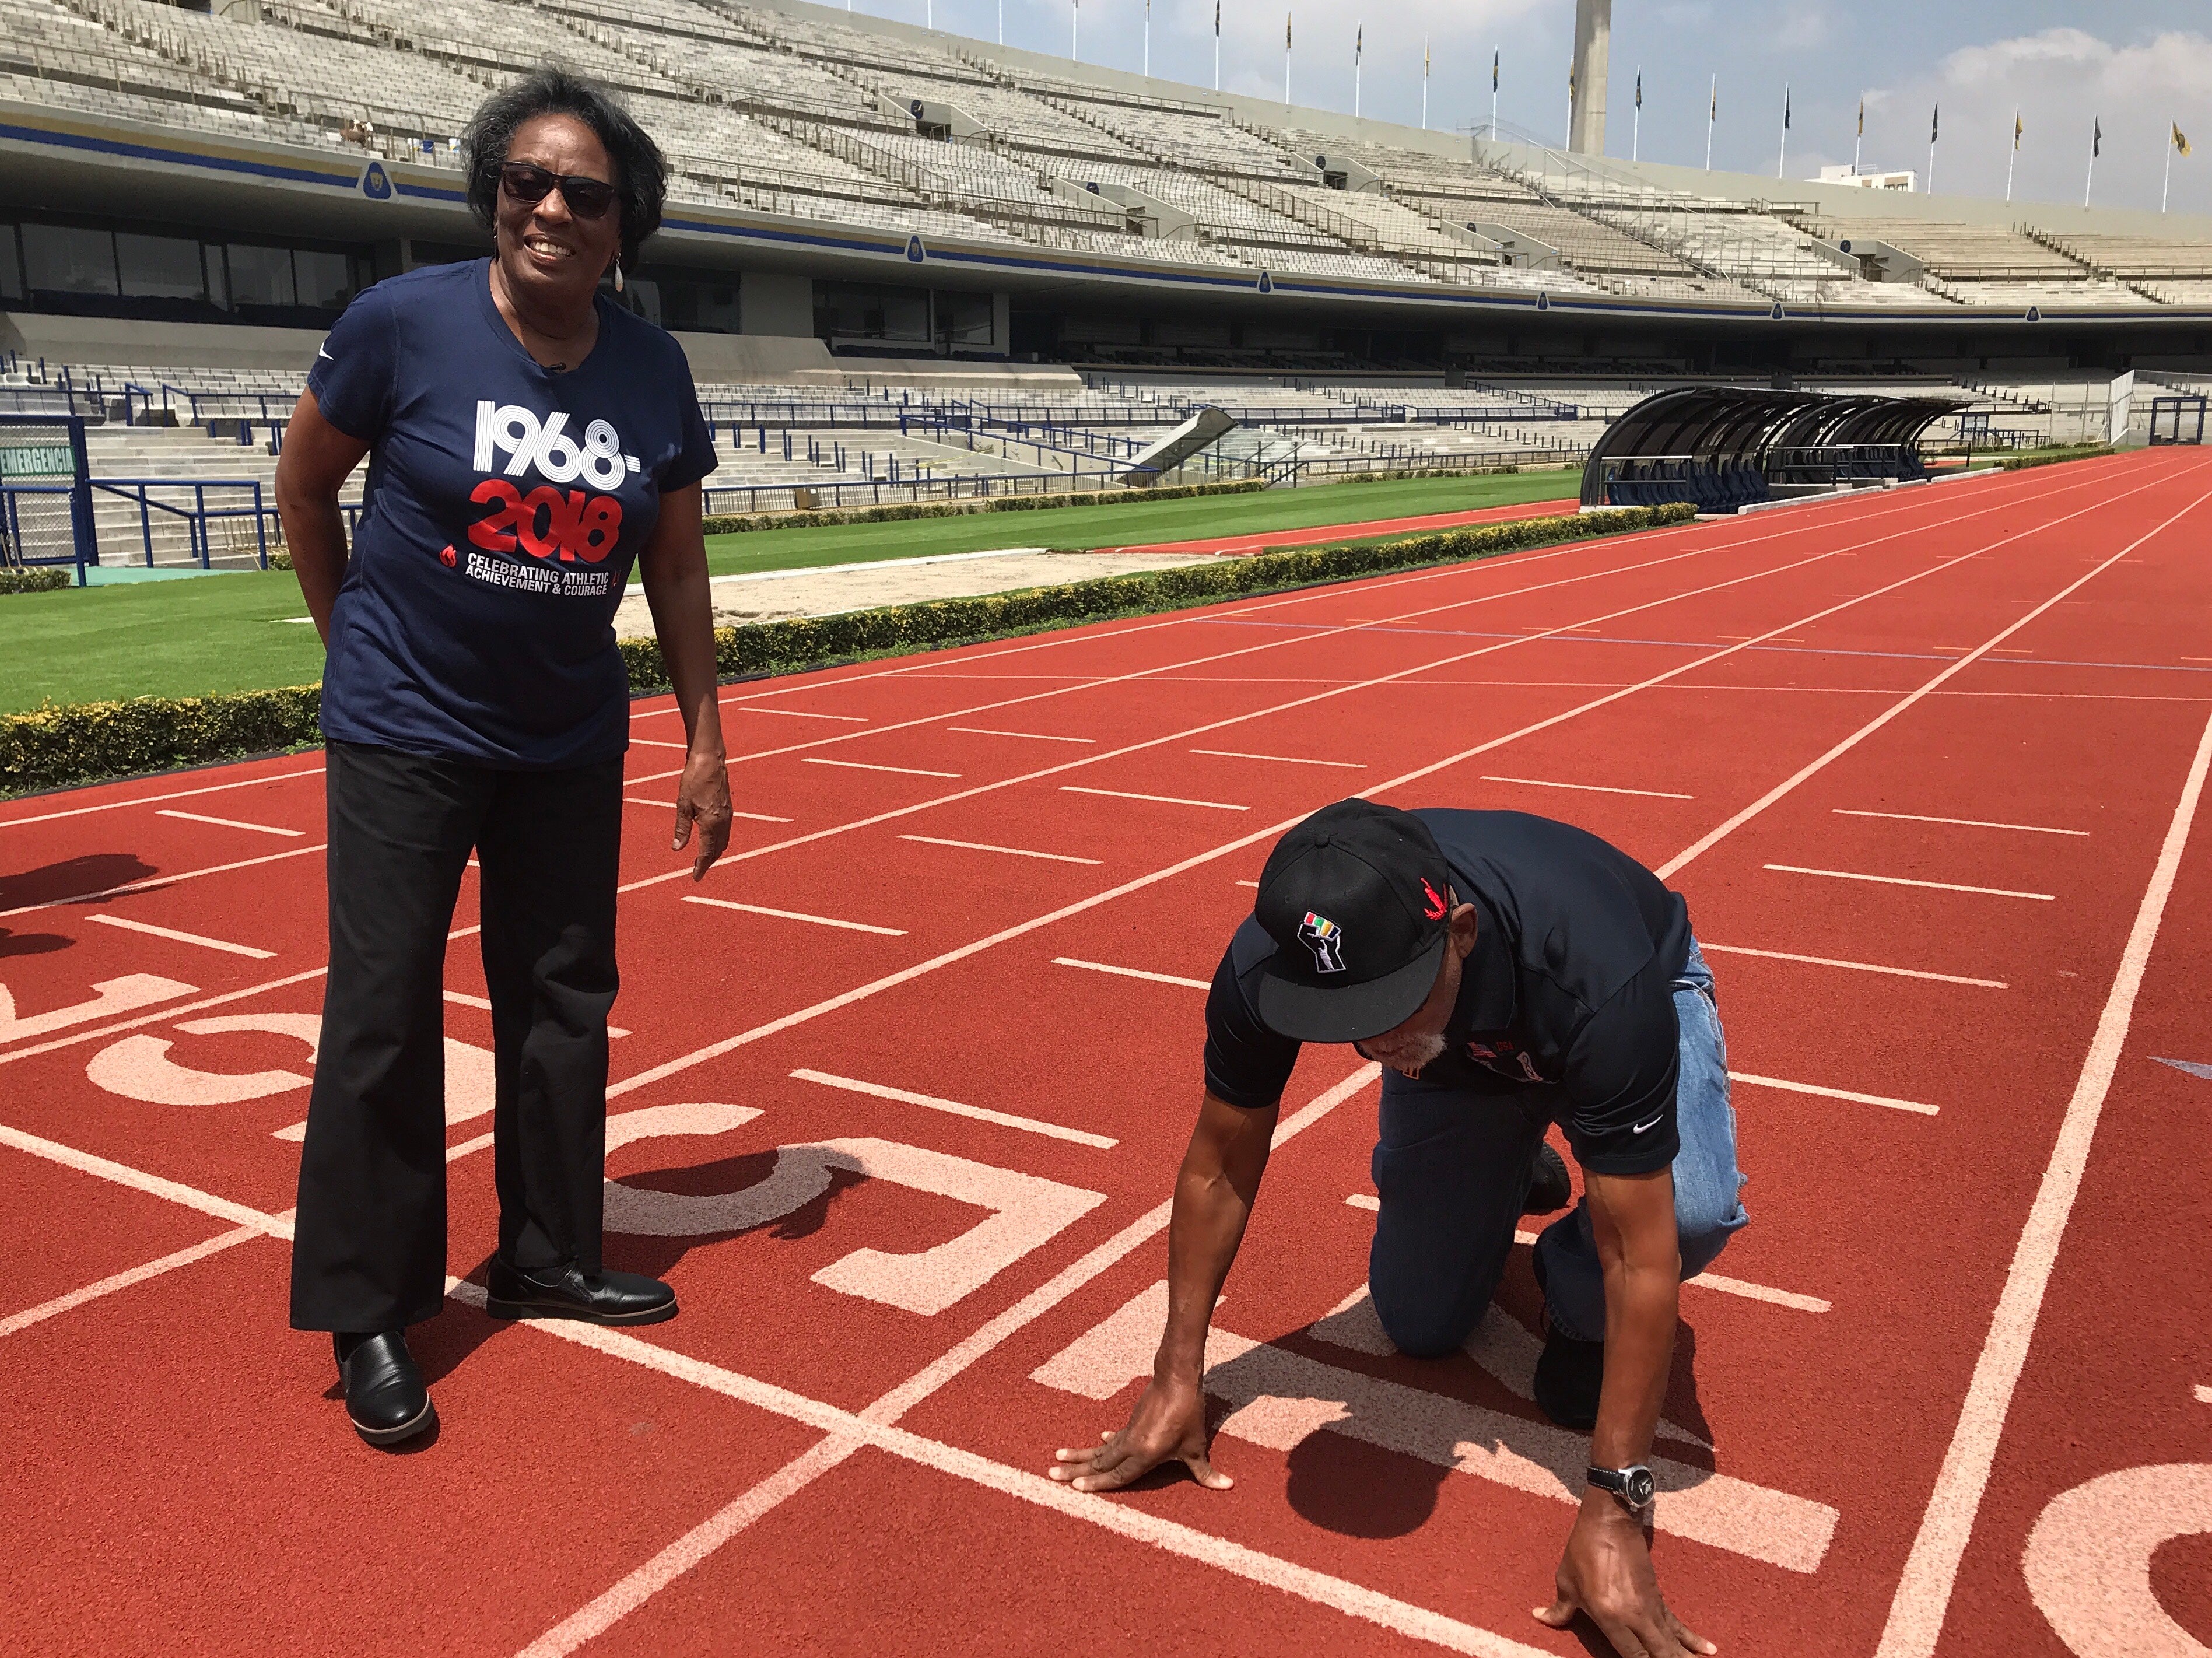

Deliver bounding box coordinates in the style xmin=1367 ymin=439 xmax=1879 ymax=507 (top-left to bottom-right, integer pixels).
xmin=0 ymin=852 xmax=157 ymax=913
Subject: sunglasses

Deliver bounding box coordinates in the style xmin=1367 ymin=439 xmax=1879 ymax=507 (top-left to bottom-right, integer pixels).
xmin=497 ymin=162 xmax=618 ymax=221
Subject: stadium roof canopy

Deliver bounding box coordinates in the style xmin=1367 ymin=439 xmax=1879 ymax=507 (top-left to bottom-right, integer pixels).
xmin=1579 ymin=387 xmax=1971 ymax=506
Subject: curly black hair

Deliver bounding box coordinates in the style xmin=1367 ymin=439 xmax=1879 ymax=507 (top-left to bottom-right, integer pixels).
xmin=460 ymin=65 xmax=668 ymax=269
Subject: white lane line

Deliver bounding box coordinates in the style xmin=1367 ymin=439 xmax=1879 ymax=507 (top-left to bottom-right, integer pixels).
xmin=1658 ymin=475 xmax=2212 ymax=883
xmin=628 ymin=800 xmax=795 ymax=822
xmin=629 ymin=738 xmax=692 ymax=749
xmin=1235 ymin=879 xmax=1259 ymax=888
xmin=154 ymin=809 xmax=305 ymax=838
xmin=898 ymin=835 xmax=1100 ymax=865
xmin=0 ymin=766 xmax=326 ymax=830
xmin=680 ymin=896 xmax=905 ymax=937
xmin=1347 ymin=1194 xmax=1831 ymax=1312
xmin=0 ymin=1224 xmax=261 ymax=1339
xmin=1481 ymin=774 xmax=1695 ymax=800
xmin=1730 ymin=1071 xmax=1940 ymax=1116
xmin=1685 ymin=1271 xmax=1832 ymax=1315
xmin=746 ymin=707 xmax=868 ymax=722
xmin=1832 ymin=808 xmax=2088 ymax=836
xmin=1061 ymin=786 xmax=1248 ymax=811
xmin=2195 ymin=1384 xmax=2212 ymax=1405
xmin=0 ymin=1123 xmax=293 ymax=1238
xmin=512 ymin=1064 xmax=1383 ymax=1658
xmin=1 ymin=843 xmax=327 ymax=923
xmin=1698 ymin=942 xmax=2007 ymax=989
xmin=789 ymin=1068 xmax=1117 ymax=1149
xmin=949 ymin=727 xmax=1096 ymax=744
xmin=1190 ymin=749 xmax=1367 ymax=769
xmin=1764 ymin=864 xmax=2055 ymax=901
xmin=440 ymin=986 xmax=623 ymax=1035
xmin=1877 ymin=697 xmax=2212 ymax=1658
xmin=1054 ymin=957 xmax=1211 ymax=990
xmin=802 ymin=758 xmax=962 ymax=778
xmin=86 ymin=913 xmax=274 ymax=960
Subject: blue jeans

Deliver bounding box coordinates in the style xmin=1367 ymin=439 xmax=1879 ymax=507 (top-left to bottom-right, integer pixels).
xmin=1367 ymin=938 xmax=1748 ymax=1351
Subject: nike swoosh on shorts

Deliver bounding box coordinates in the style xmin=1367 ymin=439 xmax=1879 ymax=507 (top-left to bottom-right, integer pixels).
xmin=1632 ymin=1114 xmax=1663 ymax=1133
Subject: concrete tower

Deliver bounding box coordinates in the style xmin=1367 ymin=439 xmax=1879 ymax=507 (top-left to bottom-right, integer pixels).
xmin=1569 ymin=0 xmax=1610 ymax=155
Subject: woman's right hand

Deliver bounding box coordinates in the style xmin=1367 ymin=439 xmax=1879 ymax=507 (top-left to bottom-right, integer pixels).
xmin=1046 ymin=1375 xmax=1231 ymax=1493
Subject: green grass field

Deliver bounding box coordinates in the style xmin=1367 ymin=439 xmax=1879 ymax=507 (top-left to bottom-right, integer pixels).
xmin=0 ymin=469 xmax=1579 ymax=713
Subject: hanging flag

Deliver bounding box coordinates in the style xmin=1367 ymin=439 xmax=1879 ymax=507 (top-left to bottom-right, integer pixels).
xmin=1212 ymin=0 xmax=1219 ymax=34
xmin=1569 ymin=64 xmax=1576 ymax=104
xmin=1355 ymin=23 xmax=1361 ymax=62
xmin=2093 ymin=116 xmax=2102 ymax=157
xmin=1490 ymin=47 xmax=1497 ymax=92
xmin=1857 ymin=95 xmax=1864 ymax=138
xmin=1285 ymin=10 xmax=1291 ymax=50
xmin=1783 ymin=86 xmax=1790 ymax=129
xmin=2014 ymin=112 xmax=2023 ymax=150
xmin=1710 ymin=81 xmax=1717 ymax=120
xmin=1930 ymin=104 xmax=1938 ymax=144
xmin=1635 ymin=69 xmax=1642 ymax=110
xmin=2177 ymin=122 xmax=2193 ymax=157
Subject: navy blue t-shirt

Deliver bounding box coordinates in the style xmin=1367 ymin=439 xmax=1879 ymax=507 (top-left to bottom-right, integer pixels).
xmin=307 ymin=258 xmax=716 ymax=768
xmin=1203 ymin=810 xmax=1694 ymax=1175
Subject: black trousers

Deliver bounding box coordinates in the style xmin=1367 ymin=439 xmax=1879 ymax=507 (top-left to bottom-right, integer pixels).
xmin=290 ymin=739 xmax=624 ymax=1332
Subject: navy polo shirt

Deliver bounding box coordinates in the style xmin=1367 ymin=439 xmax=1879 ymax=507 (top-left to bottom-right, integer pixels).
xmin=1204 ymin=809 xmax=1695 ymax=1175
xmin=307 ymin=258 xmax=717 ymax=769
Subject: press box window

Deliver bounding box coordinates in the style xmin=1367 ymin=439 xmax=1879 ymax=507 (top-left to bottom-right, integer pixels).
xmin=0 ymin=224 xmax=22 ymax=302
xmin=22 ymin=224 xmax=118 ymax=296
xmin=935 ymin=290 xmax=992 ymax=349
xmin=226 ymin=244 xmax=296 ymax=309
xmin=116 ymin=233 xmax=205 ymax=300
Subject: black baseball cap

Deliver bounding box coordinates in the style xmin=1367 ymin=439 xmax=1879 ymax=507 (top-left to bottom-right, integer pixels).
xmin=1253 ymin=799 xmax=1455 ymax=1044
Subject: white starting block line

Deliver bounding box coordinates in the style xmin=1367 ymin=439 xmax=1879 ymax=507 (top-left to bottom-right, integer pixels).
xmin=1033 ymin=1282 xmax=1837 ymax=1575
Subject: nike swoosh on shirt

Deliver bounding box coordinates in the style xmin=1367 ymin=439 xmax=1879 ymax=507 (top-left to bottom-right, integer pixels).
xmin=1631 ymin=1114 xmax=1663 ymax=1134
xmin=316 ymin=347 xmax=334 ymax=362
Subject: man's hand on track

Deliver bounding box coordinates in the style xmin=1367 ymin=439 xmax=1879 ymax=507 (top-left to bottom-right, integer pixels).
xmin=1049 ymin=1377 xmax=1232 ymax=1494
xmin=1537 ymin=1501 xmax=1715 ymax=1658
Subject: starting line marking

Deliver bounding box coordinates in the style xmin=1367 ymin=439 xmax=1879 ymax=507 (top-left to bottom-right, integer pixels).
xmin=1060 ymin=786 xmax=1248 ymax=811
xmin=2195 ymin=1384 xmax=2212 ymax=1405
xmin=624 ymin=800 xmax=791 ymax=823
xmin=745 ymin=707 xmax=868 ymax=722
xmin=949 ymin=727 xmax=1096 ymax=744
xmin=1832 ymin=808 xmax=2088 ymax=836
xmin=154 ymin=809 xmax=305 ymax=839
xmin=1697 ymin=941 xmax=2007 ymax=989
xmin=1729 ymin=1071 xmax=1940 ymax=1116
xmin=789 ymin=1068 xmax=1117 ymax=1149
xmin=803 ymin=758 xmax=961 ymax=778
xmin=1189 ymin=749 xmax=1367 ymax=769
xmin=681 ymin=896 xmax=906 ymax=937
xmin=86 ymin=913 xmax=274 ymax=960
xmin=1480 ymin=774 xmax=1695 ymax=800
xmin=1764 ymin=864 xmax=2056 ymax=901
xmin=1053 ymin=957 xmax=1211 ymax=990
xmin=629 ymin=738 xmax=691 ymax=749
xmin=0 ymin=1224 xmax=262 ymax=1340
xmin=899 ymin=835 xmax=1100 ymax=865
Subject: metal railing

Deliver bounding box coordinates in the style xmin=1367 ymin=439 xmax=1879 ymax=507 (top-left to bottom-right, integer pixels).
xmin=89 ymin=478 xmax=272 ymax=569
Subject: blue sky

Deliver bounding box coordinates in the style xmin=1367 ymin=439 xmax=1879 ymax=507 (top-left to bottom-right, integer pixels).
xmin=837 ymin=1 xmax=2212 ymax=215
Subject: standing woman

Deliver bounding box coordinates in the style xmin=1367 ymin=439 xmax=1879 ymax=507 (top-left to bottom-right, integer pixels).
xmin=275 ymin=67 xmax=732 ymax=1446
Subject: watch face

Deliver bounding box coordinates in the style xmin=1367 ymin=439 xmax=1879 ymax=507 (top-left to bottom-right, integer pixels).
xmin=1625 ymin=1467 xmax=1657 ymax=1507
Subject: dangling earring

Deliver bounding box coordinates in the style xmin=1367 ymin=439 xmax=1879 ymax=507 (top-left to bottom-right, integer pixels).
xmin=613 ymin=258 xmax=624 ymax=293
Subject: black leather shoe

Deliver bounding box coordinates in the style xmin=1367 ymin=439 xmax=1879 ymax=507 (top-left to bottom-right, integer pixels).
xmin=334 ymin=1331 xmax=435 ymax=1446
xmin=485 ymin=1258 xmax=677 ymax=1326
xmin=1533 ymin=1319 xmax=1606 ymax=1430
xmin=1523 ymin=1141 xmax=1572 ymax=1215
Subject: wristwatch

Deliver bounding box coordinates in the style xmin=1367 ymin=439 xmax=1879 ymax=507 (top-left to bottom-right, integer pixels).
xmin=1586 ymin=1463 xmax=1657 ymax=1513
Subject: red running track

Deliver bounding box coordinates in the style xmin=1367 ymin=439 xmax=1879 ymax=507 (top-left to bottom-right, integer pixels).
xmin=4 ymin=448 xmax=2211 ymax=1657
xmin=1107 ymin=493 xmax=1577 ymax=555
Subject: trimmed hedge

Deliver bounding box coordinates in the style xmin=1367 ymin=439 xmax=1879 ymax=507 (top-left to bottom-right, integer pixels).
xmin=0 ymin=567 xmax=72 ymax=595
xmin=619 ymin=502 xmax=1692 ymax=692
xmin=2 ymin=502 xmax=1691 ymax=797
xmin=702 ymin=478 xmax=1265 ymax=537
xmin=1996 ymin=443 xmax=2116 ymax=472
xmin=2 ymin=685 xmax=322 ymax=797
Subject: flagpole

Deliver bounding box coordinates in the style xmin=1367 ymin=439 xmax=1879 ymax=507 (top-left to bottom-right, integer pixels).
xmin=2164 ymin=127 xmax=2174 ymax=212
xmin=1354 ymin=26 xmax=1361 ymax=119
xmin=1706 ymin=75 xmax=1715 ymax=170
xmin=1212 ymin=1 xmax=1220 ymax=92
xmin=1424 ymin=41 xmax=1433 ymax=132
xmin=1632 ymin=69 xmax=1641 ymax=162
xmin=996 ymin=0 xmax=1001 ymax=43
xmin=1778 ymin=83 xmax=1788 ymax=180
xmin=1143 ymin=0 xmax=1149 ymax=79
xmin=1071 ymin=0 xmax=1077 ymax=62
xmin=2085 ymin=117 xmax=2098 ymax=209
xmin=1927 ymin=104 xmax=1937 ymax=195
xmin=1284 ymin=12 xmax=1291 ymax=109
xmin=1487 ymin=47 xmax=1496 ymax=139
xmin=1853 ymin=94 xmax=1862 ymax=176
xmin=2006 ymin=111 xmax=2018 ymax=203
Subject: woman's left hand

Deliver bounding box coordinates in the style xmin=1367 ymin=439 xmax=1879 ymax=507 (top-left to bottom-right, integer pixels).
xmin=672 ymin=745 xmax=733 ymax=881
